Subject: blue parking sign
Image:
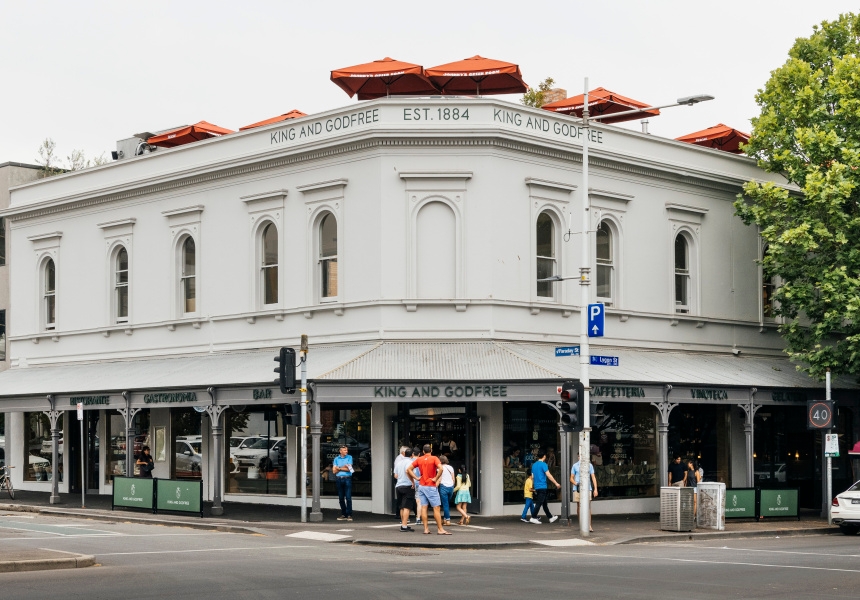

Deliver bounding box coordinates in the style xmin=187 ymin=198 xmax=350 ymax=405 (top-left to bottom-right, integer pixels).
xmin=588 ymin=303 xmax=605 ymax=337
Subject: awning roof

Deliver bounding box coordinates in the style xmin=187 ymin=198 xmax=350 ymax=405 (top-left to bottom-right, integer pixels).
xmin=0 ymin=343 xmax=849 ymax=403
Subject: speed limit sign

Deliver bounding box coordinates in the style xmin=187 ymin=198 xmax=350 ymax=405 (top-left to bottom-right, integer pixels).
xmin=807 ymin=400 xmax=834 ymax=430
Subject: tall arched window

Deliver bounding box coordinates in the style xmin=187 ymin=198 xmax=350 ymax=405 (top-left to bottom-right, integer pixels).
xmin=536 ymin=212 xmax=556 ymax=298
xmin=595 ymin=221 xmax=614 ymax=306
xmin=762 ymin=244 xmax=775 ymax=319
xmin=319 ymin=213 xmax=337 ymax=299
xmin=674 ymin=234 xmax=691 ymax=314
xmin=44 ymin=258 xmax=56 ymax=330
xmin=181 ymin=237 xmax=196 ymax=314
xmin=261 ymin=223 xmax=278 ymax=305
xmin=115 ymin=247 xmax=129 ymax=323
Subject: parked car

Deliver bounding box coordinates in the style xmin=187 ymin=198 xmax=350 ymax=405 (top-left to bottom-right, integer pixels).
xmin=175 ymin=439 xmax=202 ymax=476
xmin=754 ymin=463 xmax=786 ymax=483
xmin=41 ymin=435 xmax=64 ymax=456
xmin=832 ymin=480 xmax=860 ymax=535
xmin=228 ymin=436 xmax=263 ymax=473
xmin=232 ymin=436 xmax=285 ymax=471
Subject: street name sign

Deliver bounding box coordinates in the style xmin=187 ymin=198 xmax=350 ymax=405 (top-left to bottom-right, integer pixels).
xmin=590 ymin=355 xmax=619 ymax=366
xmin=587 ymin=303 xmax=605 ymax=337
xmin=555 ymin=346 xmax=581 ymax=357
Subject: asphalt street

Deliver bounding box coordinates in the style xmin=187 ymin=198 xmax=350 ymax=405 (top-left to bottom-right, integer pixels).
xmin=0 ymin=513 xmax=858 ymax=599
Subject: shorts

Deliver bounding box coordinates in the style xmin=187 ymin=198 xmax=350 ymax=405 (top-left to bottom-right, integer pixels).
xmin=416 ymin=485 xmax=441 ymax=508
xmin=396 ymin=486 xmax=416 ymax=511
xmin=672 ymin=481 xmax=685 ymax=487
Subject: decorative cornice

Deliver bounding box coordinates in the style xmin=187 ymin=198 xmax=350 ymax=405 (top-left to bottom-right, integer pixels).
xmin=296 ymin=179 xmax=348 ymax=193
xmin=97 ymin=218 xmax=137 ymax=230
xmin=525 ymin=177 xmax=577 ymax=192
xmin=590 ymin=188 xmax=634 ymax=203
xmin=5 ymin=134 xmax=746 ymax=223
xmin=27 ymin=231 xmax=62 ymax=242
xmin=399 ymin=171 xmax=472 ymax=180
xmin=665 ymin=202 xmax=709 ymax=216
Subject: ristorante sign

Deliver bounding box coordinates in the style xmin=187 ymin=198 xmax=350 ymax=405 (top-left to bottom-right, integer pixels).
xmin=266 ymin=101 xmax=609 ymax=151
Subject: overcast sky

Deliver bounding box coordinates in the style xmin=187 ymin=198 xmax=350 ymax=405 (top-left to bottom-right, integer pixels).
xmin=2 ymin=1 xmax=857 ymax=165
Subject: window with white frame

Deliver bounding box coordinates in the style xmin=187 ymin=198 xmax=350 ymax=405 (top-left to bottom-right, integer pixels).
xmin=43 ymin=258 xmax=56 ymax=329
xmin=536 ymin=211 xmax=556 ymax=298
xmin=595 ymin=220 xmax=615 ymax=306
xmin=114 ymin=246 xmax=129 ymax=323
xmin=674 ymin=234 xmax=691 ymax=314
xmin=180 ymin=237 xmax=196 ymax=314
xmin=319 ymin=213 xmax=337 ymax=300
xmin=261 ymin=222 xmax=278 ymax=305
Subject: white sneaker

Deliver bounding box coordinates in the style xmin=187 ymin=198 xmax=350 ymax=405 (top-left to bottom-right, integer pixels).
xmin=529 ymin=518 xmax=542 ymax=524
xmin=520 ymin=518 xmax=529 ymax=523
xmin=549 ymin=516 xmax=559 ymax=523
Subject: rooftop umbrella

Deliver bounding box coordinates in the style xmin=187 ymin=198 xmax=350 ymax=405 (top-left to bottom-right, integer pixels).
xmin=239 ymin=109 xmax=308 ymax=131
xmin=541 ymin=87 xmax=660 ymax=124
xmin=331 ymin=57 xmax=439 ymax=100
xmin=675 ymin=123 xmax=750 ymax=154
xmin=147 ymin=121 xmax=234 ymax=148
xmin=425 ymin=55 xmax=528 ymax=96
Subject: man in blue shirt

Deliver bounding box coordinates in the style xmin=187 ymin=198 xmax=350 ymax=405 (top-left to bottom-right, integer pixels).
xmin=571 ymin=453 xmax=598 ymax=532
xmin=332 ymin=445 xmax=354 ymax=521
xmin=529 ymin=449 xmax=561 ymax=524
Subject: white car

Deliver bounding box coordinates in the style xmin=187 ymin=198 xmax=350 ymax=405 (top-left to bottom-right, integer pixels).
xmin=228 ymin=436 xmax=263 ymax=473
xmin=832 ymin=480 xmax=860 ymax=535
xmin=232 ymin=437 xmax=285 ymax=471
xmin=754 ymin=463 xmax=786 ymax=483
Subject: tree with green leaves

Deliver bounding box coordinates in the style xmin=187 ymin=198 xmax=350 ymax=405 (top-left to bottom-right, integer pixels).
xmin=521 ymin=76 xmax=556 ymax=108
xmin=35 ymin=137 xmax=107 ymax=176
xmin=734 ymin=13 xmax=860 ymax=380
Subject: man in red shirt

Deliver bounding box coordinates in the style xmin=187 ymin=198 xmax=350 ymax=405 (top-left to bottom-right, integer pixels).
xmin=407 ymin=445 xmax=451 ymax=535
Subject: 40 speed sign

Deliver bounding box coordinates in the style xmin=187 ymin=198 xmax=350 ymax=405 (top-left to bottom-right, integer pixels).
xmin=807 ymin=400 xmax=834 ymax=430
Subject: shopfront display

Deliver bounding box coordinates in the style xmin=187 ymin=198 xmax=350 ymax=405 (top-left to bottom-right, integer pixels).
xmin=24 ymin=412 xmax=60 ymax=482
xmin=226 ymin=407 xmax=286 ymax=495
xmin=315 ymin=404 xmax=372 ymax=498
xmin=592 ymin=403 xmax=658 ymax=499
xmin=172 ymin=408 xmax=202 ymax=480
xmin=502 ymin=402 xmax=561 ymax=504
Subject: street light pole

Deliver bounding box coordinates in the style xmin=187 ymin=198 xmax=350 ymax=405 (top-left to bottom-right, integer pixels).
xmin=578 ymin=78 xmax=593 ymax=537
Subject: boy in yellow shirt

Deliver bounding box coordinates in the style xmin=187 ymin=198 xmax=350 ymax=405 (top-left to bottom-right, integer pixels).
xmin=520 ymin=472 xmax=534 ymax=523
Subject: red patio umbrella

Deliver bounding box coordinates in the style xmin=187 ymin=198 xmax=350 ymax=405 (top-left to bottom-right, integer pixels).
xmin=675 ymin=123 xmax=750 ymax=154
xmin=425 ymin=55 xmax=528 ymax=96
xmin=147 ymin=121 xmax=234 ymax=148
xmin=331 ymin=57 xmax=439 ymax=100
xmin=541 ymin=87 xmax=660 ymax=124
xmin=239 ymin=109 xmax=308 ymax=131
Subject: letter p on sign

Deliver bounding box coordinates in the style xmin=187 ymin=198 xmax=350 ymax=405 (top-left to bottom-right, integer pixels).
xmin=588 ymin=303 xmax=605 ymax=337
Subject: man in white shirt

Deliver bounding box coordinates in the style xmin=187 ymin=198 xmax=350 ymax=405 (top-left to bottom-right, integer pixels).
xmin=393 ymin=447 xmax=416 ymax=532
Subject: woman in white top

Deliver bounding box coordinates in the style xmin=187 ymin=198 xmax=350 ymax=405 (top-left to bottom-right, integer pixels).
xmin=438 ymin=455 xmax=457 ymax=526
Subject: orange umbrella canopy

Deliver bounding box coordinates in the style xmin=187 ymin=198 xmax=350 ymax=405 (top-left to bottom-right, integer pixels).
xmin=239 ymin=109 xmax=308 ymax=131
xmin=542 ymin=87 xmax=660 ymax=124
xmin=147 ymin=121 xmax=234 ymax=148
xmin=675 ymin=123 xmax=750 ymax=154
xmin=331 ymin=57 xmax=439 ymax=100
xmin=425 ymin=55 xmax=528 ymax=95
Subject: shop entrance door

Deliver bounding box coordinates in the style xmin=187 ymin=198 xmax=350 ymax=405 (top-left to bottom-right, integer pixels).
xmin=68 ymin=411 xmax=100 ymax=494
xmin=392 ymin=403 xmax=480 ymax=513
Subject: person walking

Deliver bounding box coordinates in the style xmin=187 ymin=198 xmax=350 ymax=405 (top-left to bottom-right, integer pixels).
xmin=332 ymin=445 xmax=354 ymax=521
xmin=520 ymin=471 xmax=534 ymax=523
xmin=571 ymin=453 xmax=598 ymax=532
xmin=136 ymin=445 xmax=154 ymax=478
xmin=453 ymin=464 xmax=472 ymax=525
xmin=438 ymin=455 xmax=456 ymax=526
xmin=530 ymin=449 xmax=561 ymax=524
xmin=393 ymin=447 xmax=415 ymax=532
xmin=406 ymin=445 xmax=451 ymax=535
xmin=668 ymin=455 xmax=687 ymax=487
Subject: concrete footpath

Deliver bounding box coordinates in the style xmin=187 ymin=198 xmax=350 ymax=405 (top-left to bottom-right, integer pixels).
xmin=0 ymin=490 xmax=840 ymax=572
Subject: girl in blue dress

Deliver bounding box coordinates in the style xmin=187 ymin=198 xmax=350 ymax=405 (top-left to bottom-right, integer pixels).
xmin=454 ymin=464 xmax=472 ymax=525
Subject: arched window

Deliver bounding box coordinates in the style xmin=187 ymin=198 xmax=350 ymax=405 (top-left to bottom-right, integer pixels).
xmin=762 ymin=244 xmax=775 ymax=319
xmin=595 ymin=221 xmax=614 ymax=306
xmin=674 ymin=234 xmax=691 ymax=314
xmin=44 ymin=258 xmax=56 ymax=330
xmin=261 ymin=223 xmax=278 ymax=305
xmin=536 ymin=212 xmax=556 ymax=298
xmin=181 ymin=237 xmax=196 ymax=314
xmin=319 ymin=213 xmax=337 ymax=299
xmin=114 ymin=247 xmax=129 ymax=323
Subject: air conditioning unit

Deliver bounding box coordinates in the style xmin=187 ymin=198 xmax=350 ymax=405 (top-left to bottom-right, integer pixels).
xmin=660 ymin=486 xmax=695 ymax=531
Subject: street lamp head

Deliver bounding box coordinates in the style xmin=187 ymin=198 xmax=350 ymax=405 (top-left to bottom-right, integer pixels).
xmin=677 ymin=94 xmax=715 ymax=106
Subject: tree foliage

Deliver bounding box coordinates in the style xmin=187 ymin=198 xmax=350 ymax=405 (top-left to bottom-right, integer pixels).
xmin=35 ymin=137 xmax=107 ymax=176
xmin=734 ymin=13 xmax=860 ymax=379
xmin=520 ymin=76 xmax=556 ymax=108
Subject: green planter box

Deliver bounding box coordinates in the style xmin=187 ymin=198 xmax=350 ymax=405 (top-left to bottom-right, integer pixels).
xmin=724 ymin=489 xmax=756 ymax=519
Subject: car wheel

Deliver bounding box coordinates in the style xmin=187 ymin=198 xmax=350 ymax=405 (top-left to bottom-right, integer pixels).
xmin=191 ymin=463 xmax=201 ymax=473
xmin=839 ymin=525 xmax=859 ymax=536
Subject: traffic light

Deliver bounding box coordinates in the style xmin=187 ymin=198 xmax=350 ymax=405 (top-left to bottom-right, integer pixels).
xmin=273 ymin=347 xmax=297 ymax=394
xmin=559 ymin=380 xmax=585 ymax=432
xmin=282 ymin=403 xmax=299 ymax=426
